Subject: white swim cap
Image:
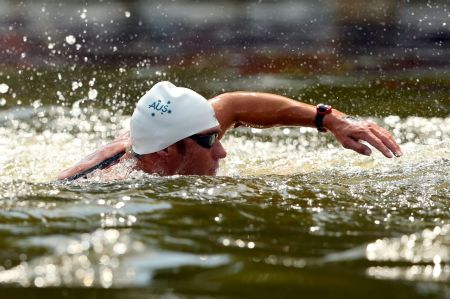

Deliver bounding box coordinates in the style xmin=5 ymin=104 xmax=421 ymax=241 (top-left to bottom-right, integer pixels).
xmin=130 ymin=81 xmax=219 ymax=155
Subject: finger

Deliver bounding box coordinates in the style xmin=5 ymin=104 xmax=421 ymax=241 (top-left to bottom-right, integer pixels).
xmin=365 ymin=121 xmax=403 ymax=156
xmin=370 ymin=127 xmax=403 ymax=157
xmin=355 ymin=131 xmax=393 ymax=158
xmin=341 ymin=138 xmax=372 ymax=156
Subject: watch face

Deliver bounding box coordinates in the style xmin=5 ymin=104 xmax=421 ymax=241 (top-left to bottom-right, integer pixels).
xmin=317 ymin=104 xmax=329 ymax=112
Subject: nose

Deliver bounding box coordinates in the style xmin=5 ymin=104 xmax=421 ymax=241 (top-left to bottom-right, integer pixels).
xmin=212 ymin=140 xmax=227 ymax=159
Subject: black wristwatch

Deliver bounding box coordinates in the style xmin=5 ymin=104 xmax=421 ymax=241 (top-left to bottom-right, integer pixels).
xmin=315 ymin=104 xmax=332 ymax=132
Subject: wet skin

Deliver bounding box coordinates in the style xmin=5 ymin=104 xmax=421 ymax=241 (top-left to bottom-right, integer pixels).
xmin=134 ymin=126 xmax=227 ymax=176
xmin=172 ymin=127 xmax=227 ymax=176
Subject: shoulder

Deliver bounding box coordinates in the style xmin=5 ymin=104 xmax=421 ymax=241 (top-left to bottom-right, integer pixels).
xmin=58 ymin=132 xmax=131 ymax=180
xmin=209 ymin=93 xmax=239 ymax=136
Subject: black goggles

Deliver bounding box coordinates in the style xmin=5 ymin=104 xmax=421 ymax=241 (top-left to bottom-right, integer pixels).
xmin=189 ymin=133 xmax=219 ymax=149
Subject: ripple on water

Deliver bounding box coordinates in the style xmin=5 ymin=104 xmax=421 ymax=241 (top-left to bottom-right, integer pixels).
xmin=273 ymin=224 xmax=450 ymax=283
xmin=364 ymin=225 xmax=450 ymax=283
xmin=0 ymin=106 xmax=449 ymax=295
xmin=0 ymin=228 xmax=229 ymax=288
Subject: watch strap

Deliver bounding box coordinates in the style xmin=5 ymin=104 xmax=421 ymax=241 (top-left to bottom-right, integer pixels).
xmin=315 ymin=104 xmax=332 ymax=132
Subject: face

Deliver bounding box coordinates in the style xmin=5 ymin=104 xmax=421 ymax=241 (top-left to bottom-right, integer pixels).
xmin=173 ymin=126 xmax=227 ymax=176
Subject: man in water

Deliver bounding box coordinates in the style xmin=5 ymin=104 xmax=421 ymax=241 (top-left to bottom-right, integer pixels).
xmin=58 ymin=81 xmax=402 ymax=180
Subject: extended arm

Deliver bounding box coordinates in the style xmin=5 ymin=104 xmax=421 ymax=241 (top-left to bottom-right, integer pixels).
xmin=209 ymin=92 xmax=402 ymax=158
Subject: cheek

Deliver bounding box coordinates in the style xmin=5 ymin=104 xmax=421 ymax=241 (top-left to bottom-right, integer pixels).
xmin=179 ymin=149 xmax=205 ymax=165
xmin=179 ymin=143 xmax=218 ymax=174
xmin=189 ymin=150 xmax=215 ymax=169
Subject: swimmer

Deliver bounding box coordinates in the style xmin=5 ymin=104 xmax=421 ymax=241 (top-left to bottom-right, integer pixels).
xmin=58 ymin=81 xmax=402 ymax=180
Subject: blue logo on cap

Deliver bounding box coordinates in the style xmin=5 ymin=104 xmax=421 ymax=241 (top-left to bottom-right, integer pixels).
xmin=148 ymin=100 xmax=172 ymax=117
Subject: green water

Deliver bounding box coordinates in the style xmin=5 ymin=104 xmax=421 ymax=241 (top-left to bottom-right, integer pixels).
xmin=1 ymin=67 xmax=449 ymax=117
xmin=0 ymin=68 xmax=449 ymax=298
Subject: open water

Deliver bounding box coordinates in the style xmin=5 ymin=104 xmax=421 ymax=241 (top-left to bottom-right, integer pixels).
xmin=0 ymin=72 xmax=449 ymax=298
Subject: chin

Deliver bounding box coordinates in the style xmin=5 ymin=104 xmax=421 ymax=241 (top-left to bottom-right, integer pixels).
xmin=209 ymin=163 xmax=219 ymax=176
xmin=181 ymin=168 xmax=216 ymax=176
xmin=203 ymin=167 xmax=218 ymax=176
xmin=181 ymin=163 xmax=219 ymax=176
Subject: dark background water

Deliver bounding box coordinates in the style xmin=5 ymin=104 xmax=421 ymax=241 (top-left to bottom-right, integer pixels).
xmin=1 ymin=0 xmax=450 ymax=116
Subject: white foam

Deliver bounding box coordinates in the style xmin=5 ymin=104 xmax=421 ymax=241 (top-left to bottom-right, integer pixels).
xmin=1 ymin=107 xmax=449 ymax=183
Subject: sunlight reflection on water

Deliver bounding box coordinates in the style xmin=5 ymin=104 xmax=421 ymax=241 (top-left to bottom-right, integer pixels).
xmin=0 ymin=106 xmax=448 ymax=296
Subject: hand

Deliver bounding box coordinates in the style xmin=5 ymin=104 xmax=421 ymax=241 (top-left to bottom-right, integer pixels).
xmin=324 ymin=114 xmax=402 ymax=158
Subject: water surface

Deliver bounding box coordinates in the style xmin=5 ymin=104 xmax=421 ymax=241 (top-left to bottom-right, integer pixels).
xmin=0 ymin=72 xmax=449 ymax=298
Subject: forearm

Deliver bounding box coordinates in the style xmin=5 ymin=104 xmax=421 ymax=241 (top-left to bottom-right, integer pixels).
xmin=209 ymin=91 xmax=345 ymax=133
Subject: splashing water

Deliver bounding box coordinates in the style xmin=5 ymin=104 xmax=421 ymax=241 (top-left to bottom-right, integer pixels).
xmin=0 ymin=83 xmax=9 ymax=94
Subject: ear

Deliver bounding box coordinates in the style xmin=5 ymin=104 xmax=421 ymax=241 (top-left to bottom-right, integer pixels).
xmin=166 ymin=143 xmax=180 ymax=155
xmin=155 ymin=148 xmax=169 ymax=157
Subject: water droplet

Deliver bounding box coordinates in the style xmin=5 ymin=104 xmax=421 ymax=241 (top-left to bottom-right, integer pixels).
xmin=56 ymin=91 xmax=65 ymax=101
xmin=34 ymin=277 xmax=45 ymax=287
xmin=100 ymin=267 xmax=113 ymax=288
xmin=71 ymin=81 xmax=81 ymax=91
xmin=80 ymin=10 xmax=87 ymax=19
xmin=433 ymin=255 xmax=441 ymax=265
xmin=309 ymin=226 xmax=320 ymax=232
xmin=65 ymin=35 xmax=76 ymax=45
xmin=115 ymin=201 xmax=124 ymax=209
xmin=0 ymin=83 xmax=9 ymax=93
xmin=236 ymin=239 xmax=246 ymax=248
xmin=113 ymin=243 xmax=127 ymax=255
xmin=124 ymin=11 xmax=131 ymax=18
xmin=88 ymin=89 xmax=98 ymax=100
xmin=104 ymin=229 xmax=120 ymax=243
